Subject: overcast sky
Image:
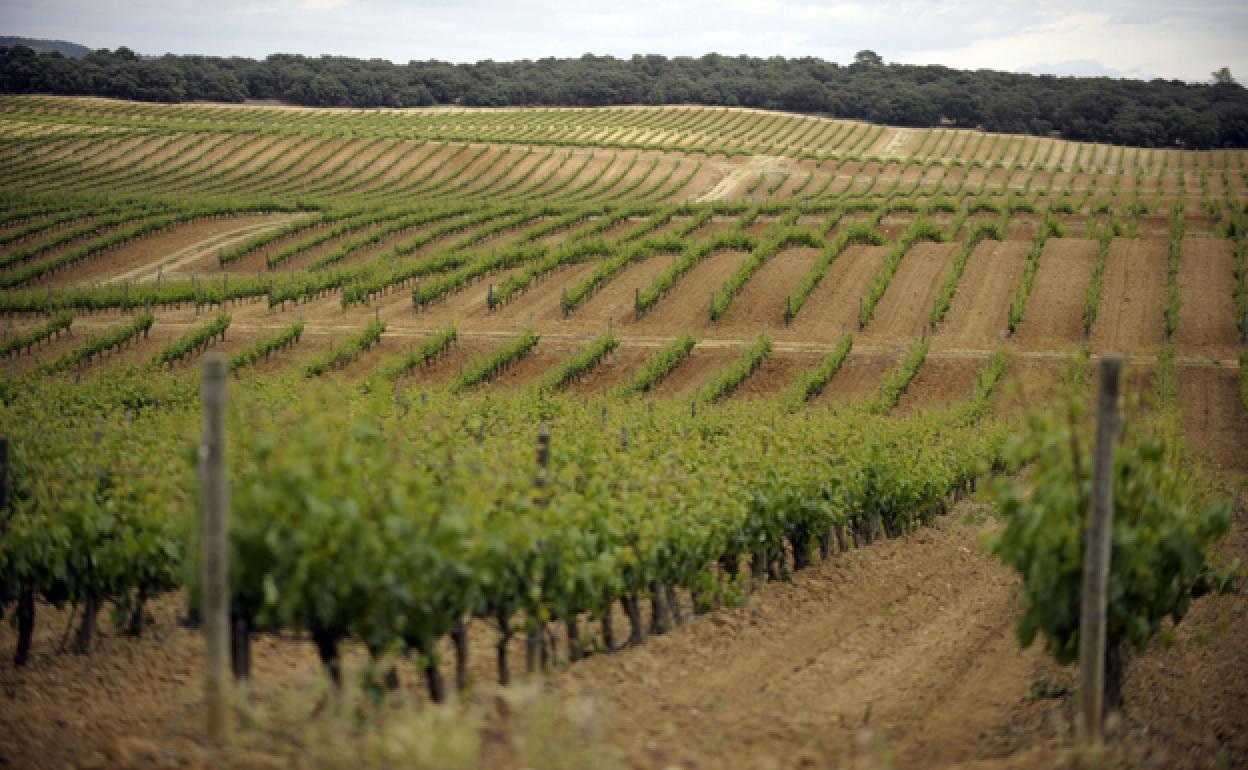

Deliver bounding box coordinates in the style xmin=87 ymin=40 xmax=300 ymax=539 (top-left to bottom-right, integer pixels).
xmin=3 ymin=0 xmax=1245 ymax=82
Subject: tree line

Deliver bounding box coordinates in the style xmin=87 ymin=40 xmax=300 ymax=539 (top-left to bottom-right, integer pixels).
xmin=1 ymin=45 xmax=1245 ymax=149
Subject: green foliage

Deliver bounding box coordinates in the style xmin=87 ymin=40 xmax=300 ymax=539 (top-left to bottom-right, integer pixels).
xmin=701 ymin=331 xmax=772 ymax=403
xmin=43 ymin=312 xmax=153 ymax=374
xmin=374 ymin=327 xmax=457 ymax=382
xmin=228 ymin=321 xmax=304 ymax=371
xmin=1081 ymin=217 xmax=1116 ymax=336
xmin=618 ymin=332 xmax=695 ymax=395
xmin=0 ymin=311 xmax=72 ymax=357
xmin=1155 ymin=345 xmax=1178 ymax=410
xmin=782 ymin=333 xmax=853 ymax=407
xmin=450 ymin=330 xmax=540 ymax=392
xmin=304 ymin=320 xmax=385 ymax=378
xmin=533 ymin=332 xmax=619 ymax=392
xmin=867 ymin=337 xmax=930 ymax=415
xmin=151 ymin=313 xmax=230 ymax=368
xmin=1164 ymin=203 xmax=1186 ymax=338
xmin=989 ymin=408 xmax=1236 ymax=668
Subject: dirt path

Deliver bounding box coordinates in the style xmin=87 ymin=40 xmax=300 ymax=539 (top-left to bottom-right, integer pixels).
xmin=693 ymin=156 xmax=791 ymax=202
xmin=106 ymin=214 xmax=310 ymax=284
xmin=547 ymin=503 xmax=1049 ymax=770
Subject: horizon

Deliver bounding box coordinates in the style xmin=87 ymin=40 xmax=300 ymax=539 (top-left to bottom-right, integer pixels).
xmin=2 ymin=0 xmax=1245 ymax=83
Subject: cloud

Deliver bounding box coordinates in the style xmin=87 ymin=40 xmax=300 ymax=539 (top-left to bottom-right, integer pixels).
xmin=2 ymin=0 xmax=1243 ymax=81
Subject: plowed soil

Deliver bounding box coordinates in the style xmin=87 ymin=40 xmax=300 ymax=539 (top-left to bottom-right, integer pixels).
xmin=1177 ymin=364 xmax=1248 ymax=475
xmin=1173 ymin=237 xmax=1240 ymax=356
xmin=630 ymin=249 xmax=750 ymax=336
xmin=713 ymin=247 xmax=820 ymax=339
xmin=934 ymin=240 xmax=1029 ymax=350
xmin=788 ymin=244 xmax=888 ymax=345
xmin=729 ymin=350 xmax=823 ymax=399
xmin=650 ymin=344 xmax=739 ymax=397
xmin=896 ymin=356 xmax=983 ymax=412
xmin=1089 ymin=239 xmax=1167 ymax=353
xmin=861 ymin=241 xmax=959 ymax=344
xmin=814 ymin=353 xmax=896 ymax=405
xmin=1012 ymin=239 xmax=1098 ymax=350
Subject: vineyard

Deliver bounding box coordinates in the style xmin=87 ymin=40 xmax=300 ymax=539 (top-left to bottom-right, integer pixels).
xmin=0 ymin=95 xmax=1246 ymax=769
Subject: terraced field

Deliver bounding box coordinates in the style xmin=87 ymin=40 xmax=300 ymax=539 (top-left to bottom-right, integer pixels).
xmin=2 ymin=95 xmax=1247 ymax=770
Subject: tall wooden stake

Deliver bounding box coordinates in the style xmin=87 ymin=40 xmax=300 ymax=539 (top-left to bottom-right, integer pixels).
xmin=200 ymin=355 xmax=231 ymax=742
xmin=1078 ymin=355 xmax=1121 ymax=746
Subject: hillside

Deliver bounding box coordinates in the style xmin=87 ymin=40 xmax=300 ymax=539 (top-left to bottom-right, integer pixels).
xmin=0 ymin=36 xmax=90 ymax=58
xmin=0 ymin=96 xmax=1245 ymax=769
xmin=1 ymin=47 xmax=1246 ymax=147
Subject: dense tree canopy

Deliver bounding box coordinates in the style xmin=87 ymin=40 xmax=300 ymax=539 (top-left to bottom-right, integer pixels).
xmin=1 ymin=45 xmax=1245 ymax=148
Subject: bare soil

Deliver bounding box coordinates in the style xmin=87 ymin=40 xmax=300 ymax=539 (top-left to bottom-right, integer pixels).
xmin=1089 ymin=239 xmax=1168 ymax=353
xmin=787 ymin=244 xmax=889 ymax=345
xmin=861 ymin=242 xmax=959 ymax=345
xmin=934 ymin=239 xmax=1029 ymax=350
xmin=1173 ymin=237 xmax=1240 ymax=357
xmin=1012 ymin=239 xmax=1098 ymax=350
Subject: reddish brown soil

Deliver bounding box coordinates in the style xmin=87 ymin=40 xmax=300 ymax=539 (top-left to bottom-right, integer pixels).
xmin=1089 ymin=239 xmax=1168 ymax=353
xmin=787 ymin=244 xmax=888 ymax=345
xmin=650 ymin=344 xmax=739 ymax=397
xmin=1177 ymin=364 xmax=1248 ymax=475
xmin=814 ymin=352 xmax=897 ymax=405
xmin=992 ymin=357 xmax=1072 ymax=415
xmin=730 ymin=350 xmax=823 ymax=400
xmin=934 ymin=240 xmax=1029 ymax=350
xmin=896 ymin=355 xmax=983 ymax=412
xmin=564 ymin=345 xmax=652 ymax=394
xmin=1173 ymin=237 xmax=1240 ymax=356
xmin=629 ymin=249 xmax=750 ymax=337
xmin=861 ymin=241 xmax=959 ymax=345
xmin=1012 ymin=239 xmax=1098 ymax=350
xmin=712 ymin=247 xmax=820 ymax=338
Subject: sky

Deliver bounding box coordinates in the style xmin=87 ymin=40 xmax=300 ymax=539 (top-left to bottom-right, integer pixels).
xmin=3 ymin=0 xmax=1245 ymax=82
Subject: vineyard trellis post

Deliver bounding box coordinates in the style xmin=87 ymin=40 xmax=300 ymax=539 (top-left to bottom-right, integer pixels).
xmin=0 ymin=437 xmax=8 ymax=518
xmin=200 ymin=355 xmax=231 ymax=742
xmin=1078 ymin=355 xmax=1121 ymax=747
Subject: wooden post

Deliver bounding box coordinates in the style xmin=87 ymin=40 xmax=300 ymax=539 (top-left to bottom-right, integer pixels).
xmin=1078 ymin=355 xmax=1121 ymax=746
xmin=200 ymin=355 xmax=231 ymax=742
xmin=634 ymin=288 xmax=640 ymax=322
xmin=0 ymin=437 xmax=8 ymax=520
xmin=535 ymin=424 xmax=550 ymax=492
